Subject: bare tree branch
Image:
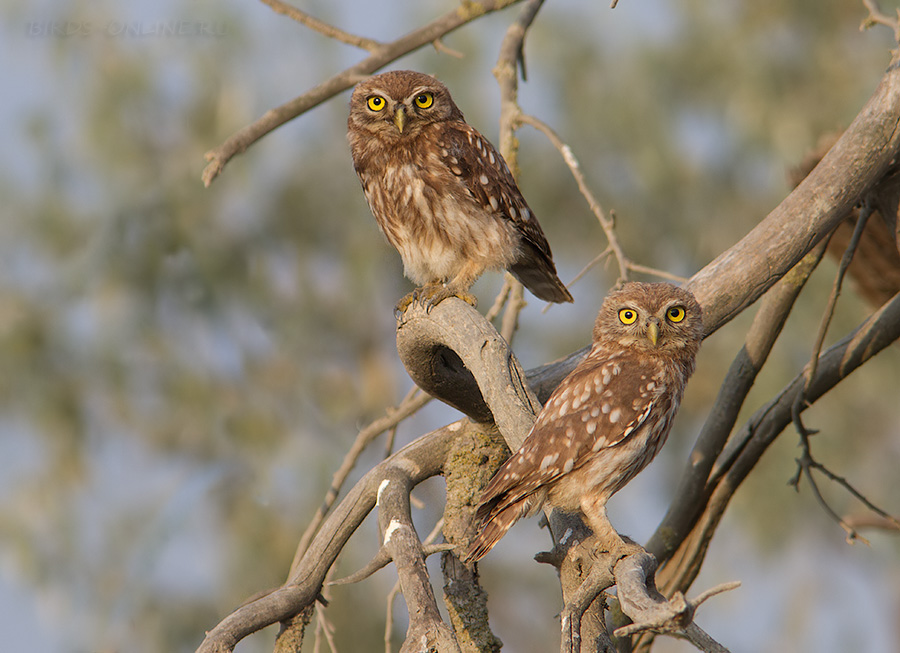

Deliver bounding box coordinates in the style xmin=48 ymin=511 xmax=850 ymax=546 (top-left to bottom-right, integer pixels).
xmin=330 ymin=542 xmax=453 ymax=587
xmin=202 ymin=0 xmax=525 ymax=186
xmin=799 ymin=200 xmax=873 ymax=399
xmin=290 ymin=388 xmax=431 ymax=574
xmin=862 ymin=0 xmax=900 ymax=43
xmin=395 ymin=297 xmax=541 ymax=448
xmin=685 ymin=57 xmax=900 ymax=332
xmin=490 ymin=0 xmax=547 ymax=327
xmin=613 ymin=552 xmax=737 ymax=652
xmin=377 ymin=468 xmax=459 ymax=652
xmin=518 ymin=114 xmax=631 ymax=284
xmin=259 ymin=0 xmax=382 ymax=51
xmin=493 ymin=0 xmax=545 ymax=171
xmin=658 ymin=290 xmax=900 ymax=597
xmin=195 ymin=424 xmax=458 ymax=653
xmin=646 ymin=243 xmax=827 ymax=564
xmin=842 ymin=513 xmax=900 ymax=532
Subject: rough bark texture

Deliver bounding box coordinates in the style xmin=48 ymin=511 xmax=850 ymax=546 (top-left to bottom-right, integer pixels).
xmin=441 ymin=424 xmax=508 ymax=652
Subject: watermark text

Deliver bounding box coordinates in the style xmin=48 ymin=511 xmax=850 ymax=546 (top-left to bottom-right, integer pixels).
xmin=25 ymin=20 xmax=229 ymax=39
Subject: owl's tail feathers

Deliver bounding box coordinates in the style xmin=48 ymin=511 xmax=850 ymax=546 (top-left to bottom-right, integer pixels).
xmin=510 ymin=256 xmax=573 ymax=304
xmin=461 ymin=503 xmax=522 ymax=563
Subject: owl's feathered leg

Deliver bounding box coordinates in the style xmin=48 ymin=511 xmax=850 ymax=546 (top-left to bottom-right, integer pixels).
xmin=581 ymin=498 xmax=644 ymax=561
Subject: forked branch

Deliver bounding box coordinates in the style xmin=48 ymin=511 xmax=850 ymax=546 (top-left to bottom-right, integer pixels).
xmin=202 ymin=0 xmax=525 ymax=186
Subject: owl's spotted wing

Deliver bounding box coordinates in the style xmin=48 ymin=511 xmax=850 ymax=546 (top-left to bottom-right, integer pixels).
xmin=437 ymin=122 xmax=572 ymax=302
xmin=438 ymin=123 xmax=552 ymax=256
xmin=463 ymin=348 xmax=665 ymax=562
xmin=475 ymin=348 xmax=663 ymax=521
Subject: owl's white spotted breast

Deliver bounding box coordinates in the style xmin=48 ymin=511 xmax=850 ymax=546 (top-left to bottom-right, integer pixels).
xmin=361 ymin=149 xmax=520 ymax=285
xmin=477 ymin=345 xmax=684 ymax=517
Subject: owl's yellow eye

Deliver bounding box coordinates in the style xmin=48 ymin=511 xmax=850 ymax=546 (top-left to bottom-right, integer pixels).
xmin=367 ymin=96 xmax=386 ymax=112
xmin=414 ymin=92 xmax=434 ymax=109
xmin=666 ymin=306 xmax=686 ymax=323
xmin=618 ymin=308 xmax=638 ymax=325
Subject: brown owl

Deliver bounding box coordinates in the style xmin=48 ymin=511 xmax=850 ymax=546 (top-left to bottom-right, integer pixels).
xmin=347 ymin=70 xmax=573 ymax=308
xmin=464 ymin=282 xmax=703 ymax=562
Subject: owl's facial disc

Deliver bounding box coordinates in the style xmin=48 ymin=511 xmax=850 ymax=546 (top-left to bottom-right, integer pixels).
xmin=393 ymin=106 xmax=406 ymax=134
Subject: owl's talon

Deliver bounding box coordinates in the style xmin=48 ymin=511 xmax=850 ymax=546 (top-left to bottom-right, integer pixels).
xmin=454 ymin=291 xmax=478 ymax=308
xmin=395 ymin=292 xmax=417 ymax=315
xmin=594 ymin=535 xmax=645 ymax=563
xmin=396 ymin=285 xmax=478 ymax=314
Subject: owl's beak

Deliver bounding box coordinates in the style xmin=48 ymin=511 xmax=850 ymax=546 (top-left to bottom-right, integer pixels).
xmin=392 ymin=107 xmax=406 ymax=133
xmin=646 ymin=318 xmax=660 ymax=347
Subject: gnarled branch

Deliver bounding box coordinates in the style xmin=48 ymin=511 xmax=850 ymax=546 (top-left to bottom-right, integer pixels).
xmin=195 ymin=424 xmax=458 ymax=653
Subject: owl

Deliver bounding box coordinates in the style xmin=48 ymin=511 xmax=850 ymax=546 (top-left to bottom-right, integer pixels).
xmin=347 ymin=70 xmax=573 ymax=308
xmin=464 ymin=282 xmax=703 ymax=562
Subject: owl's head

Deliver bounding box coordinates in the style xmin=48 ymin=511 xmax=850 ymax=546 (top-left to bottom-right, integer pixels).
xmin=594 ymin=282 xmax=703 ymax=356
xmin=348 ymin=70 xmax=464 ymax=141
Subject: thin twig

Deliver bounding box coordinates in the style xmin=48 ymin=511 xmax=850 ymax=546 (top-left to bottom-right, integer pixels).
xmin=383 ymin=423 xmax=399 ymax=459
xmin=690 ymin=581 xmax=742 ymax=609
xmin=203 ymin=0 xmax=524 ymax=185
xmin=861 ymin=0 xmax=900 ymax=42
xmin=518 ymin=113 xmax=629 ymax=284
xmin=791 ymin=442 xmax=870 ymax=545
xmin=789 ymin=419 xmax=900 ymax=545
xmin=485 ymin=277 xmax=512 ymax=323
xmin=259 ymin=0 xmax=382 ymax=51
xmin=314 ymin=600 xmax=339 ymax=653
xmin=842 ymin=513 xmax=900 ymax=532
xmin=816 ymin=465 xmax=900 ymax=528
xmin=519 ymin=114 xmax=686 ymax=290
xmin=432 ymin=37 xmax=465 ymax=58
xmin=383 ymin=385 xmax=422 ymax=459
xmin=384 ymin=579 xmax=400 ymax=653
xmin=500 ymin=279 xmax=526 ymax=344
xmin=567 ymin=248 xmax=613 ymax=287
xmin=314 ymin=562 xmax=341 ymax=653
xmin=290 ymin=389 xmax=431 ymax=576
xmin=788 ymin=202 xmax=876 ymax=543
xmin=493 ymin=0 xmax=545 ymax=166
xmin=627 ymin=263 xmax=687 ymax=283
xmin=490 ymin=0 xmax=546 ymax=335
xmin=801 ymin=202 xmax=873 ymax=395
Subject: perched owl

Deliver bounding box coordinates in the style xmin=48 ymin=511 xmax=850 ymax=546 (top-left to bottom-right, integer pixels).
xmin=464 ymin=282 xmax=703 ymax=562
xmin=347 ymin=70 xmax=573 ymax=308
